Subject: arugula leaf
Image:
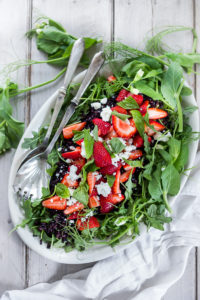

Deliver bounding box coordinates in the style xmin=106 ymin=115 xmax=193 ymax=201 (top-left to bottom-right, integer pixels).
xmin=110 ymin=138 xmax=126 ymax=154
xmin=161 ymin=62 xmax=183 ymax=109
xmin=22 ymin=199 xmax=33 ymax=219
xmin=106 ymin=175 xmax=116 ymax=187
xmin=55 ymin=183 xmax=70 ymax=198
xmin=111 ymin=110 xmax=130 ymax=120
xmin=22 ymin=127 xmax=47 ymax=149
xmin=130 ymin=110 xmax=144 ymax=137
xmin=117 ymin=96 xmax=139 ymax=109
xmin=72 ymin=183 xmax=89 ymax=206
xmin=84 ymin=130 xmax=94 ymax=159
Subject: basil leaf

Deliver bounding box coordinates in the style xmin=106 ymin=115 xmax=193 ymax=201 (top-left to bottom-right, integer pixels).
xmin=55 ymin=183 xmax=70 ymax=198
xmin=110 ymin=138 xmax=126 ymax=154
xmin=72 ymin=183 xmax=89 ymax=206
xmin=84 ymin=130 xmax=94 ymax=159
xmin=112 ymin=110 xmax=130 ymax=120
xmin=92 ymin=125 xmax=98 ymax=141
xmin=130 ymin=110 xmax=144 ymax=137
xmin=161 ymin=62 xmax=183 ymax=109
xmin=117 ymin=96 xmax=139 ymax=109
xmin=106 ymin=175 xmax=116 ymax=187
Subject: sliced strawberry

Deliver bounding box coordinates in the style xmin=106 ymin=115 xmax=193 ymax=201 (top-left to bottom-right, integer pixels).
xmin=148 ymin=136 xmax=152 ymax=143
xmin=100 ymin=195 xmax=115 ymax=213
xmin=127 ymin=93 xmax=143 ymax=106
xmin=64 ymin=202 xmax=84 ymax=215
xmin=63 ymin=122 xmax=86 ymax=139
xmin=112 ymin=169 xmax=121 ymax=194
xmin=148 ymin=108 xmax=168 ymax=119
xmin=61 ymin=174 xmax=79 ymax=188
xmin=68 ymin=211 xmax=79 ymax=220
xmin=73 ymin=157 xmax=86 ymax=172
xmin=140 ymin=100 xmax=149 ymax=115
xmin=120 ymin=170 xmax=135 ymax=183
xmin=105 ymin=126 xmax=118 ymax=139
xmin=93 ymin=141 xmax=112 ymax=168
xmin=111 ymin=106 xmax=127 ymax=114
xmin=107 ymin=75 xmax=116 ymax=82
xmin=92 ymin=118 xmax=111 ymax=136
xmin=76 ymin=216 xmax=100 ymax=231
xmin=42 ymin=196 xmax=67 ymax=210
xmin=123 ymin=164 xmax=134 ymax=171
xmin=107 ymin=193 xmax=125 ymax=204
xmin=62 ymin=147 xmax=81 ymax=159
xmin=75 ymin=138 xmax=84 ymax=145
xmin=100 ymin=162 xmax=121 ymax=175
xmin=87 ymin=172 xmax=97 ymax=195
xmin=116 ymin=89 xmax=129 ymax=102
xmin=91 ymin=186 xmax=98 ymax=196
xmin=133 ymin=135 xmax=144 ymax=148
xmin=89 ymin=195 xmax=100 ymax=208
xmin=145 ymin=120 xmax=165 ymax=136
xmin=129 ymin=149 xmax=143 ymax=160
xmin=112 ymin=115 xmax=137 ymax=138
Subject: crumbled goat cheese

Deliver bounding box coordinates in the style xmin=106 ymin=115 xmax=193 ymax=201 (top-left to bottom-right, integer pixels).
xmin=68 ymin=188 xmax=75 ymax=196
xmin=96 ymin=182 xmax=111 ymax=197
xmin=100 ymin=106 xmax=112 ymax=122
xmin=118 ymin=138 xmax=127 ymax=146
xmin=126 ymin=145 xmax=136 ymax=152
xmin=128 ymin=138 xmax=133 ymax=144
xmin=100 ymin=98 xmax=107 ymax=104
xmin=81 ymin=217 xmax=86 ymax=222
xmin=86 ymin=210 xmax=95 ymax=217
xmin=93 ymin=172 xmax=102 ymax=181
xmin=50 ymin=199 xmax=53 ymax=203
xmin=115 ymin=219 xmax=127 ymax=226
xmin=161 ymin=167 xmax=166 ymax=171
xmin=130 ymin=87 xmax=139 ymax=95
xmin=81 ymin=141 xmax=86 ymax=158
xmin=66 ymin=159 xmax=72 ymax=163
xmin=124 ymin=118 xmax=130 ymax=125
xmin=69 ymin=146 xmax=75 ymax=150
xmin=91 ymin=102 xmax=101 ymax=110
xmin=68 ymin=165 xmax=81 ymax=181
xmin=98 ymin=137 xmax=103 ymax=142
xmin=67 ymin=197 xmax=77 ymax=206
xmin=69 ymin=220 xmax=75 ymax=224
xmin=154 ymin=131 xmax=171 ymax=142
xmin=58 ymin=147 xmax=62 ymax=152
xmin=112 ymin=154 xmax=120 ymax=166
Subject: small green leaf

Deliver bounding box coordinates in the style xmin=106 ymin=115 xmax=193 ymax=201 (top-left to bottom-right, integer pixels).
xmin=92 ymin=125 xmax=98 ymax=141
xmin=106 ymin=175 xmax=116 ymax=187
xmin=42 ymin=187 xmax=51 ymax=199
xmin=55 ymin=183 xmax=70 ymax=198
xmin=84 ymin=130 xmax=94 ymax=159
xmin=110 ymin=138 xmax=126 ymax=154
xmin=72 ymin=183 xmax=89 ymax=206
xmin=123 ymin=159 xmax=143 ymax=168
xmin=117 ymin=96 xmax=139 ymax=109
xmin=130 ymin=110 xmax=144 ymax=137
xmin=112 ymin=110 xmax=130 ymax=120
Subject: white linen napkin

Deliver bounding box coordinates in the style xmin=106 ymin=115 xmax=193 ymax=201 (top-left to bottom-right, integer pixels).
xmin=2 ymin=152 xmax=200 ymax=300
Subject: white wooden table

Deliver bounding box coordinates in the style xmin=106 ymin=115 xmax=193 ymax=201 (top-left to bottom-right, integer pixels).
xmin=0 ymin=0 xmax=199 ymax=298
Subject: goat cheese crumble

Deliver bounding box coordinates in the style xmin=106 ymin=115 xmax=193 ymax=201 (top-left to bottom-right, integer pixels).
xmin=100 ymin=98 xmax=107 ymax=104
xmin=96 ymin=182 xmax=111 ymax=197
xmin=68 ymin=165 xmax=81 ymax=181
xmin=91 ymin=102 xmax=101 ymax=110
xmin=100 ymin=106 xmax=112 ymax=122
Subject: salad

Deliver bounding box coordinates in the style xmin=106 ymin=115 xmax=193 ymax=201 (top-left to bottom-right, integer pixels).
xmin=10 ymin=18 xmax=199 ymax=252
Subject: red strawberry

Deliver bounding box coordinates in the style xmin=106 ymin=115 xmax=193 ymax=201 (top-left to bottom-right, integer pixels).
xmin=112 ymin=115 xmax=137 ymax=138
xmin=116 ymin=89 xmax=129 ymax=102
xmin=89 ymin=195 xmax=100 ymax=208
xmin=61 ymin=174 xmax=79 ymax=188
xmin=105 ymin=126 xmax=118 ymax=139
xmin=148 ymin=136 xmax=152 ymax=143
xmin=107 ymin=75 xmax=116 ymax=82
xmin=62 ymin=147 xmax=81 ymax=159
xmin=42 ymin=196 xmax=67 ymax=210
xmin=107 ymin=193 xmax=125 ymax=204
xmin=123 ymin=164 xmax=134 ymax=171
xmin=111 ymin=106 xmax=127 ymax=114
xmin=73 ymin=158 xmax=86 ymax=172
xmin=92 ymin=118 xmax=111 ymax=136
xmin=140 ymin=100 xmax=149 ymax=115
xmin=145 ymin=120 xmax=165 ymax=136
xmin=100 ymin=162 xmax=121 ymax=175
xmin=148 ymin=108 xmax=168 ymax=119
xmin=76 ymin=216 xmax=100 ymax=231
xmin=75 ymin=138 xmax=84 ymax=145
xmin=129 ymin=149 xmax=143 ymax=160
xmin=133 ymin=135 xmax=144 ymax=148
xmin=100 ymin=195 xmax=114 ymax=213
xmin=120 ymin=170 xmax=134 ymax=183
xmin=127 ymin=93 xmax=143 ymax=106
xmin=63 ymin=122 xmax=86 ymax=139
xmin=68 ymin=211 xmax=79 ymax=220
xmin=112 ymin=169 xmax=121 ymax=194
xmin=91 ymin=187 xmax=98 ymax=196
xmin=87 ymin=172 xmax=98 ymax=195
xmin=64 ymin=202 xmax=84 ymax=215
xmin=93 ymin=141 xmax=112 ymax=168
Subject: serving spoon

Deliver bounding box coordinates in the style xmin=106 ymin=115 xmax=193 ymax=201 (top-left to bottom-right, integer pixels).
xmin=13 ymin=51 xmax=104 ymax=200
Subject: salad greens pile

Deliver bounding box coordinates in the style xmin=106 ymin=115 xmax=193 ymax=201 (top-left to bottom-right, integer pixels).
xmin=3 ymin=17 xmax=200 ymax=251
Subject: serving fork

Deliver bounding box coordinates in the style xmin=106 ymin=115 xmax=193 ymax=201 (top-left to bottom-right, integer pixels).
xmin=13 ymin=51 xmax=105 ymax=200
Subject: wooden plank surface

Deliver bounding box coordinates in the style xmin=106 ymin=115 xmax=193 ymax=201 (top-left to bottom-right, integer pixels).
xmin=0 ymin=0 xmax=199 ymax=298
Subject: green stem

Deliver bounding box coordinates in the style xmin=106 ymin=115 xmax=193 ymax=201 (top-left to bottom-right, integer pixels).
xmin=175 ymin=80 xmax=184 ymax=132
xmin=107 ymin=225 xmax=132 ymax=245
xmin=0 ymin=120 xmax=6 ymax=128
xmin=11 ymin=67 xmax=66 ymax=97
xmin=163 ymin=191 xmax=172 ymax=213
xmin=192 ymin=28 xmax=198 ymax=53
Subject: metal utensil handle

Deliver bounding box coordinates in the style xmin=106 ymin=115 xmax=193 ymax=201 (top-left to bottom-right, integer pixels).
xmin=71 ymin=51 xmax=104 ymax=105
xmin=44 ymin=38 xmax=85 ymax=142
xmin=45 ymin=51 xmax=105 ymax=156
